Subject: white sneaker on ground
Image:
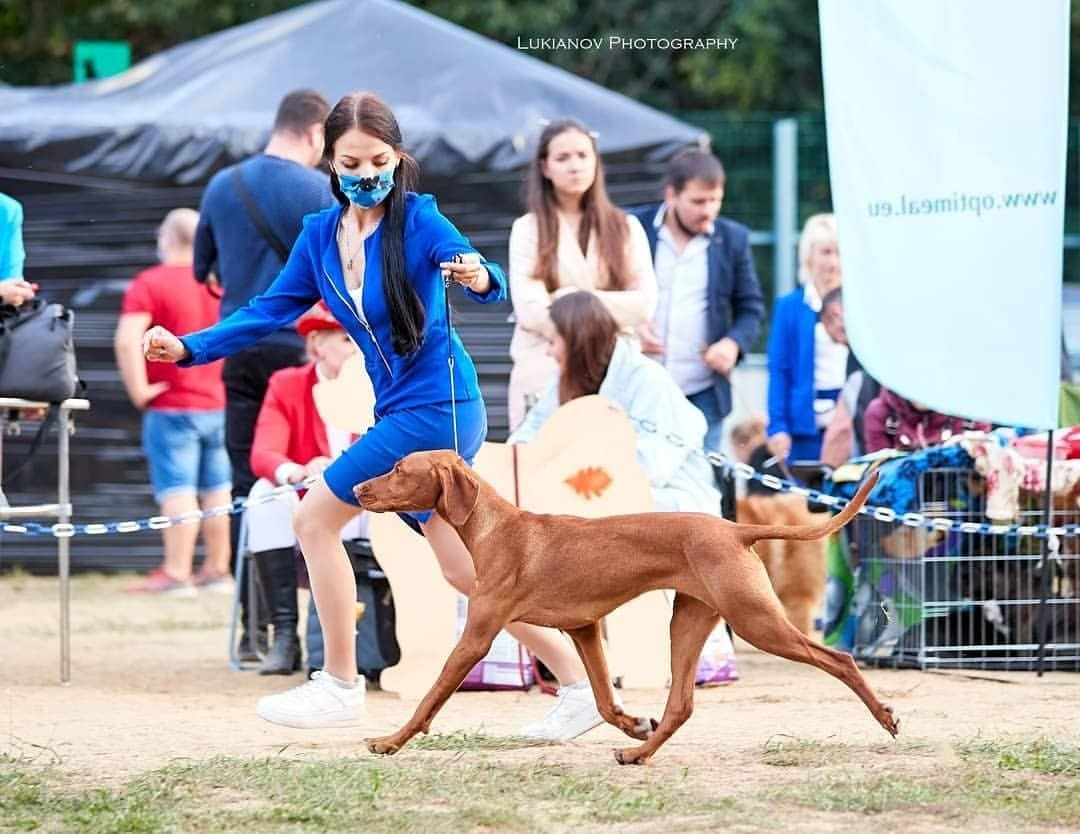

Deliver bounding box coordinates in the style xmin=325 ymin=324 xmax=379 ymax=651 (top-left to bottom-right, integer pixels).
xmin=256 ymin=671 xmax=366 ymax=729
xmin=193 ymin=571 xmax=235 ymax=596
xmin=519 ymin=680 xmax=605 ymax=742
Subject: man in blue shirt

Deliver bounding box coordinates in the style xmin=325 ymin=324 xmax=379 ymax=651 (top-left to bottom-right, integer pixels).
xmin=193 ymin=90 xmax=334 ymax=666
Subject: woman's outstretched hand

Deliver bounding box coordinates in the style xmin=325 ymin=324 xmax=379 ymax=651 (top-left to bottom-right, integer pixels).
xmin=143 ymin=326 xmax=190 ymax=363
xmin=440 ymin=253 xmax=490 ymax=294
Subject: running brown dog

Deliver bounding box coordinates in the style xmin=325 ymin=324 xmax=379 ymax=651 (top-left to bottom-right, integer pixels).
xmin=353 ymin=451 xmax=897 ymax=764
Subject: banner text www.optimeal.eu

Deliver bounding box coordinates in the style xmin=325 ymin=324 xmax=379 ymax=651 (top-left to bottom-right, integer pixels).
xmin=868 ymin=190 xmax=1057 ymax=219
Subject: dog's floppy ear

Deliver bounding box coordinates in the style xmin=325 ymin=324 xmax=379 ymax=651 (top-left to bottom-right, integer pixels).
xmin=436 ymin=458 xmax=480 ymax=527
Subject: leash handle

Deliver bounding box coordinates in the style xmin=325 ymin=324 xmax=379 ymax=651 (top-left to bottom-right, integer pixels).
xmin=445 ymin=256 xmax=460 ymax=455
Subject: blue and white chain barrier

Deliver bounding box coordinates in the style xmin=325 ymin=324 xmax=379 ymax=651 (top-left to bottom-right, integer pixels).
xmin=627 ymin=417 xmax=1075 ymax=543
xmin=1 ymin=479 xmax=315 ymax=539
xmin=0 ymin=422 xmax=1074 ymax=541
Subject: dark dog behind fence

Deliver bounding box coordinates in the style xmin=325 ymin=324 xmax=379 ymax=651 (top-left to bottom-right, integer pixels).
xmin=850 ymin=467 xmax=1080 ymax=671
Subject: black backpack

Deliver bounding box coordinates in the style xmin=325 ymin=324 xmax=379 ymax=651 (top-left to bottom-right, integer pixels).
xmin=305 ymin=538 xmax=400 ymax=685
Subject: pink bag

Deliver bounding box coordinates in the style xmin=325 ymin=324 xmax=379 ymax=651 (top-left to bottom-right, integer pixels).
xmin=695 ymin=623 xmax=739 ymax=686
xmin=455 ymin=595 xmax=536 ymax=691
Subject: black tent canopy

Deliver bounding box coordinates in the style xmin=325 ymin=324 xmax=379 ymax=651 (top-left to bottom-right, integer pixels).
xmin=0 ymin=0 xmax=704 ymax=184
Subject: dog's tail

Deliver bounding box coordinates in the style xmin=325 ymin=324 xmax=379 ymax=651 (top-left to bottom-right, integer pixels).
xmin=736 ymin=471 xmax=879 ymax=545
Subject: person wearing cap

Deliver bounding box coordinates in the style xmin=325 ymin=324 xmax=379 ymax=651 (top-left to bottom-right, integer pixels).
xmin=245 ymin=301 xmax=363 ymax=674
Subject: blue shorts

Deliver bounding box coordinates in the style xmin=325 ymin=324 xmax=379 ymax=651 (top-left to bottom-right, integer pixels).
xmin=789 ymin=432 xmax=825 ymax=463
xmin=322 ymin=398 xmax=487 ymax=531
xmin=142 ymin=410 xmax=232 ymax=503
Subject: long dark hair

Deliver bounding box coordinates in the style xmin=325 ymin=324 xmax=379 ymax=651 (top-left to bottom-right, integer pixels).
xmin=525 ymin=119 xmax=631 ymax=294
xmin=324 ymin=92 xmax=425 ymax=356
xmin=549 ymin=291 xmax=619 ymax=404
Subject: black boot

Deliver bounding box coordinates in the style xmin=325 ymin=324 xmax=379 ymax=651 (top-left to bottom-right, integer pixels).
xmin=237 ymin=564 xmax=268 ymax=662
xmin=235 ymin=518 xmax=268 ymax=662
xmin=255 ymin=547 xmax=302 ymax=675
xmin=237 ymin=628 xmax=268 ymax=663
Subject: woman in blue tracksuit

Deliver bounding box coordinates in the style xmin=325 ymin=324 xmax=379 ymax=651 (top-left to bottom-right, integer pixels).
xmin=145 ymin=92 xmax=601 ymax=740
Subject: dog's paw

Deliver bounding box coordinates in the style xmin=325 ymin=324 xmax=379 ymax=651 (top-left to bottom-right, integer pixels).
xmin=615 ymin=714 xmax=658 ymax=741
xmin=366 ymin=736 xmax=402 ymax=756
xmin=878 ymin=703 xmax=900 ymax=737
xmin=613 ymin=746 xmax=651 ymax=766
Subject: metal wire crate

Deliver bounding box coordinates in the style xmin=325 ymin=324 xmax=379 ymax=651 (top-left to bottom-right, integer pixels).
xmin=849 ymin=467 xmax=1080 ymax=671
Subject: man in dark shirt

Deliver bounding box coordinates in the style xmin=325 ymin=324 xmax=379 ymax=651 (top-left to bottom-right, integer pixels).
xmin=193 ymin=89 xmax=334 ymax=668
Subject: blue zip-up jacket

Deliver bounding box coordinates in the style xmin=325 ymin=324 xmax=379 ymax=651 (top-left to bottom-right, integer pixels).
xmin=766 ymin=287 xmax=819 ymax=438
xmin=181 ymin=193 xmax=506 ymax=417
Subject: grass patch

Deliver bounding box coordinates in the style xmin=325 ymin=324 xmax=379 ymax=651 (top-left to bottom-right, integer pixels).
xmin=1 ymin=737 xmax=63 ymax=767
xmin=760 ymin=735 xmax=935 ymax=768
xmin=0 ymin=755 xmax=739 ymax=833
xmin=410 ymin=730 xmax=551 ymax=752
xmin=761 ymin=736 xmax=848 ymax=768
xmin=1 ymin=768 xmax=175 ymax=834
xmin=4 ymin=738 xmax=1078 ymax=832
xmin=956 ymin=737 xmax=1080 ymax=776
xmin=768 ymin=771 xmax=956 ymax=815
xmin=767 ymin=763 xmax=1080 ymax=826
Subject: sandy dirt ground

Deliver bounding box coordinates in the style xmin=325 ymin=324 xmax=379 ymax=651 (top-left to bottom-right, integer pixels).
xmin=2 ymin=573 xmax=1078 ymax=832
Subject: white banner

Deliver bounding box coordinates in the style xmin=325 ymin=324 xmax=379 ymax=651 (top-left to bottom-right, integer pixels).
xmin=819 ymin=0 xmax=1069 ymax=429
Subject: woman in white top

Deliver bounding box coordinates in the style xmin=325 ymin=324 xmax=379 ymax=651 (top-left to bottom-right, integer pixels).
xmin=509 ymin=291 xmax=737 ymax=685
xmin=507 ymin=119 xmax=657 ymax=430
xmin=509 ymin=291 xmax=720 ymax=514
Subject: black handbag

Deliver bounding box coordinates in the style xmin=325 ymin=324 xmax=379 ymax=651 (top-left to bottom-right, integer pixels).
xmin=0 ymin=297 xmax=79 ymax=402
xmin=305 ymin=537 xmax=401 ymax=683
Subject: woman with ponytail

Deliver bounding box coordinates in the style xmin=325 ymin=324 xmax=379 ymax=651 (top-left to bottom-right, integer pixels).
xmin=142 ymin=92 xmax=603 ymax=741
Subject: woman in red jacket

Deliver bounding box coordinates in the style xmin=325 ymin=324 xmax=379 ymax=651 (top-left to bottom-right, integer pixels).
xmin=246 ymin=301 xmax=363 ymax=674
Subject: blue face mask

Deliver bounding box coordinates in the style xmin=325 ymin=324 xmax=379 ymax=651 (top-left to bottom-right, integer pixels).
xmin=336 ymin=168 xmax=395 ymax=208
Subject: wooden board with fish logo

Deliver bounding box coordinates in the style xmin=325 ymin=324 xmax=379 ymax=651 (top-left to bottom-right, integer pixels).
xmin=313 ymin=375 xmax=674 ymax=696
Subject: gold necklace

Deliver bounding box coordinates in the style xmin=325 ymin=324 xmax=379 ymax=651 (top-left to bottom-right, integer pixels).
xmin=341 ymin=217 xmax=365 ymax=272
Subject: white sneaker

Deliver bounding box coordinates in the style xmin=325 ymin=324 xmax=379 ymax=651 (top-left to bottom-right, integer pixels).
xmin=519 ymin=681 xmax=604 ymax=742
xmin=256 ymin=671 xmax=366 ymax=729
xmin=193 ymin=572 xmax=235 ymax=596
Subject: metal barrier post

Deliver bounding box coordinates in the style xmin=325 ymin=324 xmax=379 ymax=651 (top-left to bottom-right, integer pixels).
xmin=1035 ymin=428 xmax=1056 ymax=676
xmin=0 ymin=397 xmax=89 ymax=685
xmin=773 ymin=118 xmax=798 ymax=299
xmin=58 ymin=405 xmax=71 ymax=684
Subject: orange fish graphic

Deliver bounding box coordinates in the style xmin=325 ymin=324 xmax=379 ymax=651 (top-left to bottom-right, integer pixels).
xmin=564 ymin=466 xmax=613 ymax=499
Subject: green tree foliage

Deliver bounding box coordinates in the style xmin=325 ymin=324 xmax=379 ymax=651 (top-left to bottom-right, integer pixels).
xmin=379 ymin=0 xmax=826 ymax=112
xmin=0 ymin=0 xmax=299 ymax=85
xmin=0 ymin=0 xmax=823 ymax=109
xmin=2 ymin=0 xmax=1079 ymax=115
